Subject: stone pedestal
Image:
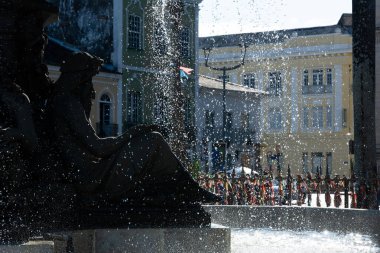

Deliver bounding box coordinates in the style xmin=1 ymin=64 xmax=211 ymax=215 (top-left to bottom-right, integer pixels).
xmin=0 ymin=226 xmax=230 ymax=253
xmin=0 ymin=241 xmax=54 ymax=253
xmin=70 ymin=226 xmax=230 ymax=253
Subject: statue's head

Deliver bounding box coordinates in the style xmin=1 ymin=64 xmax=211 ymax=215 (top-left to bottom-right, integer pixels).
xmin=17 ymin=0 xmax=58 ymax=27
xmin=60 ymin=52 xmax=104 ymax=82
xmin=16 ymin=0 xmax=59 ymax=64
xmin=59 ymin=52 xmax=104 ymax=116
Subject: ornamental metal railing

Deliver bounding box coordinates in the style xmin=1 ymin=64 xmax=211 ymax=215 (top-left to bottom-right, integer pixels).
xmin=202 ymin=127 xmax=256 ymax=144
xmin=196 ymin=166 xmax=377 ymax=209
xmin=302 ymin=85 xmax=333 ymax=94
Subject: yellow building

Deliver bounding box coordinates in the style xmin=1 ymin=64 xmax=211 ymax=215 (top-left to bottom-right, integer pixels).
xmin=199 ymin=14 xmax=354 ymax=176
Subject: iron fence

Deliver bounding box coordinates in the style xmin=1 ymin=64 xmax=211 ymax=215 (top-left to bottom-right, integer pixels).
xmin=196 ymin=168 xmax=372 ymax=209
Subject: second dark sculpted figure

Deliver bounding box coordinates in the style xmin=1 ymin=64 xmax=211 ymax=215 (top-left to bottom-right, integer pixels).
xmin=51 ymin=52 xmax=221 ymax=205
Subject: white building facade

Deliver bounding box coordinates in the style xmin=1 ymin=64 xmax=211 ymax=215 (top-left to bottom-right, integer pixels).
xmin=195 ymin=75 xmax=266 ymax=173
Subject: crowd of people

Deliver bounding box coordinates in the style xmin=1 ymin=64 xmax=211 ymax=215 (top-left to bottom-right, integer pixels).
xmin=196 ymin=172 xmax=355 ymax=208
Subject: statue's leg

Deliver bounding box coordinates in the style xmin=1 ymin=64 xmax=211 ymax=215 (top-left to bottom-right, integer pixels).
xmin=102 ymin=132 xmax=221 ymax=203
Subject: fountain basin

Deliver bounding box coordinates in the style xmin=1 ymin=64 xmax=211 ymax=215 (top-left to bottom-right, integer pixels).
xmin=204 ymin=205 xmax=380 ymax=252
xmin=204 ymin=205 xmax=380 ymax=235
xmin=231 ymin=228 xmax=380 ymax=253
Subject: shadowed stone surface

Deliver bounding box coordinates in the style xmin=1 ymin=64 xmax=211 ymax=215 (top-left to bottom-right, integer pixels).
xmin=68 ymin=227 xmax=230 ymax=253
xmin=0 ymin=241 xmax=55 ymax=253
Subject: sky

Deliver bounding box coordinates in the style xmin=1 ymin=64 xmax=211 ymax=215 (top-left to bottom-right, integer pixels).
xmin=199 ymin=0 xmax=352 ymax=37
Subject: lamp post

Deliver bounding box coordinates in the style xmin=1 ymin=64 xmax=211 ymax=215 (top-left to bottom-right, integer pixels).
xmin=203 ymin=44 xmax=247 ymax=174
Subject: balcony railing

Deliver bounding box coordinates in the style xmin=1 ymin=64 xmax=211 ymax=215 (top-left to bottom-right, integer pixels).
xmin=266 ymin=87 xmax=282 ymax=96
xmin=96 ymin=123 xmax=118 ymax=137
xmin=302 ymin=85 xmax=333 ymax=94
xmin=203 ymin=127 xmax=256 ymax=144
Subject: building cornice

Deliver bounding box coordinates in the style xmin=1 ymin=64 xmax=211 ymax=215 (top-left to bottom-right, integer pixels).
xmin=204 ymin=43 xmax=352 ymax=63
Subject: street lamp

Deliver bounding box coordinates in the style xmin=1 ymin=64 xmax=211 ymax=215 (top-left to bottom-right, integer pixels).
xmin=203 ymin=43 xmax=247 ymax=174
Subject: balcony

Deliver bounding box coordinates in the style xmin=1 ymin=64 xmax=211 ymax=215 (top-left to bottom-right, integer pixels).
xmin=96 ymin=123 xmax=118 ymax=137
xmin=302 ymin=85 xmax=333 ymax=94
xmin=266 ymin=87 xmax=282 ymax=96
xmin=202 ymin=127 xmax=256 ymax=145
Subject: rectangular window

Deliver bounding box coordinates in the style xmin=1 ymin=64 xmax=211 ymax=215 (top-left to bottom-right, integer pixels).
xmin=326 ymin=68 xmax=332 ymax=86
xmin=269 ymin=107 xmax=282 ymax=130
xmin=302 ymin=153 xmax=309 ymax=173
xmin=303 ymin=107 xmax=309 ymax=128
xmin=180 ymin=27 xmax=190 ymax=57
xmin=326 ymin=105 xmax=332 ymax=128
xmin=205 ymin=110 xmax=215 ymax=129
xmin=241 ymin=112 xmax=249 ymax=130
xmin=128 ymin=15 xmax=142 ymax=49
xmin=154 ymin=23 xmax=167 ymax=55
xmin=303 ymin=70 xmax=309 ymax=86
xmin=243 ymin=73 xmax=256 ymax=88
xmin=312 ymin=106 xmax=323 ymax=129
xmin=218 ymin=75 xmax=230 ymax=82
xmin=312 ymin=69 xmax=323 ymax=86
xmin=127 ymin=91 xmax=142 ymax=124
xmin=342 ymin=108 xmax=347 ymax=128
xmin=226 ymin=111 xmax=233 ymax=131
xmin=311 ymin=152 xmax=323 ymax=174
xmin=326 ymin=152 xmax=332 ymax=176
xmin=153 ymin=95 xmax=166 ymax=125
xmin=268 ymin=72 xmax=282 ymax=96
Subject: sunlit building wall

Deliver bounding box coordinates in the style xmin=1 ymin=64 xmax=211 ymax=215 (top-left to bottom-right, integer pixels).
xmin=195 ymin=75 xmax=266 ymax=173
xmin=199 ymin=14 xmax=354 ymax=176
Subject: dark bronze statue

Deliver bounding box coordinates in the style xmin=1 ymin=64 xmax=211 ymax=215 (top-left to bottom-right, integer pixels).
xmin=0 ymin=0 xmax=219 ymax=244
xmin=51 ymin=52 xmax=219 ymax=204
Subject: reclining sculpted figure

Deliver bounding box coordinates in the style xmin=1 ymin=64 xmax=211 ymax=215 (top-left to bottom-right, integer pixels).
xmin=0 ymin=0 xmax=219 ymax=243
xmin=50 ymin=52 xmax=221 ymax=206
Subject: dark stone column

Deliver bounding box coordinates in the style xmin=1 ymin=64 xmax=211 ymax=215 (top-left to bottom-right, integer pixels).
xmin=352 ymin=0 xmax=378 ymax=209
